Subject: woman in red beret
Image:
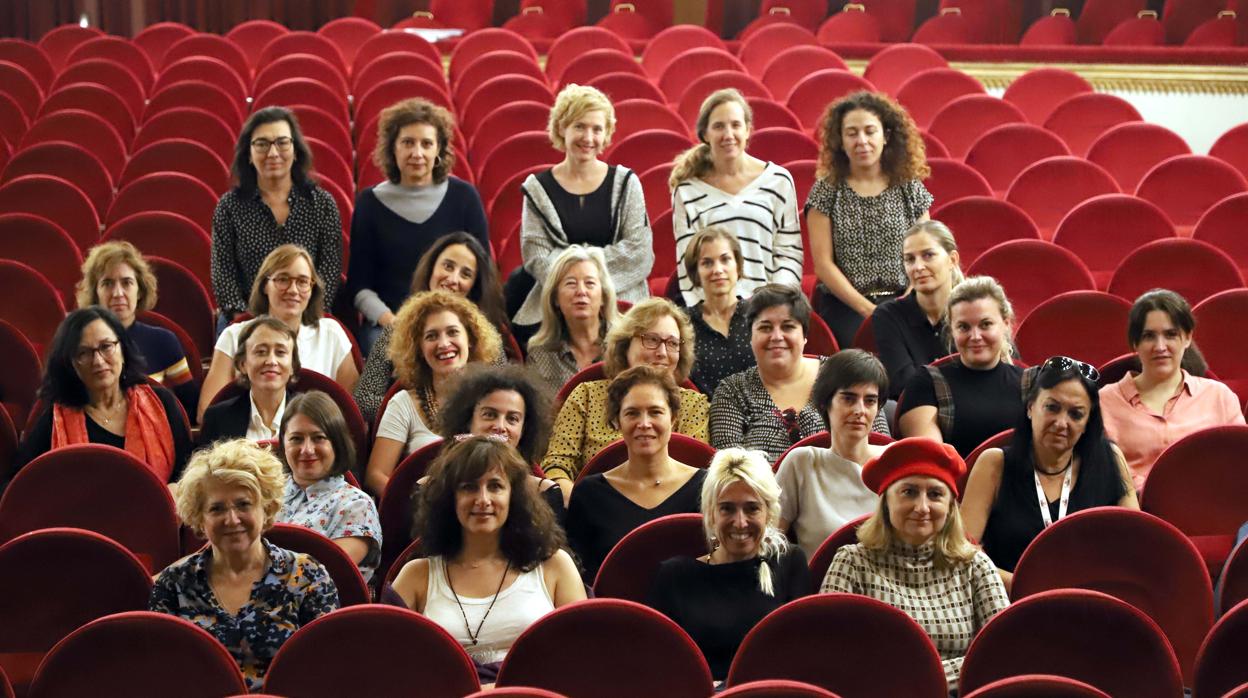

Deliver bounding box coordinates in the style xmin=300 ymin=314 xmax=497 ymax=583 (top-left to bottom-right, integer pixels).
xmin=820 ymin=437 xmax=1009 ymax=692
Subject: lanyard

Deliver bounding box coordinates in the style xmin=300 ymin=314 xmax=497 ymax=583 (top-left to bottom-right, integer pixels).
xmin=1034 ymin=460 xmax=1074 ymax=529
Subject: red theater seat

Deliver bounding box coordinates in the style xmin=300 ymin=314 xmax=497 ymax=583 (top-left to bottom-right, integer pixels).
xmin=1135 ymin=154 xmax=1248 ymax=233
xmin=1193 ymin=288 xmax=1248 ymax=405
xmin=806 ymin=514 xmax=869 ymax=588
xmin=597 ymin=0 xmax=674 ymax=42
xmin=0 ymin=174 xmax=99 ymax=253
xmin=786 ymin=70 xmax=874 ymax=132
xmin=1042 ymin=92 xmax=1142 ymax=157
xmin=1077 ymin=0 xmax=1147 ymax=44
xmin=257 ymin=32 xmax=348 ymax=81
xmin=461 ymin=74 xmax=555 ymax=136
xmin=1013 ymin=291 xmax=1132 ymax=368
xmin=352 ymin=31 xmax=443 ymax=80
xmin=0 ymin=60 xmax=44 ymax=122
xmin=66 ymin=36 xmax=155 ymax=92
xmin=133 ymin=107 xmax=236 ymax=163
xmin=896 ymin=68 xmax=985 ymax=129
xmin=121 ymin=139 xmax=230 ymax=195
xmin=588 ymin=71 xmax=668 ymax=104
xmin=36 ymin=24 xmax=101 ymax=72
xmin=0 ymin=213 xmax=82 ymax=306
xmin=1193 ymin=192 xmax=1248 ymax=277
xmin=397 ymin=0 xmax=496 ymax=33
xmin=253 ymin=53 xmax=350 ymax=103
xmin=1002 ymin=67 xmax=1093 ymax=126
xmin=963 ymin=675 xmax=1110 ymax=698
xmin=612 ymin=99 xmax=688 ymax=144
xmin=558 ymin=48 xmax=645 ymax=91
xmin=759 ymin=45 xmax=849 ymax=104
xmin=1211 ymin=122 xmax=1248 ymax=182
xmin=964 ymin=123 xmax=1069 ymax=195
xmin=37 ymin=83 xmax=135 ymax=144
xmin=1194 ymin=599 xmax=1248 ymax=698
xmin=452 ymin=51 xmax=544 ymax=107
xmin=928 ymin=94 xmax=1025 ymax=160
xmin=163 ymin=34 xmax=251 ymax=83
xmin=0 ymin=319 xmax=41 ymax=429
xmin=448 ymin=29 xmax=538 ymax=86
xmin=605 ymin=129 xmax=694 ymax=178
xmin=1005 ymin=157 xmax=1119 ymax=237
xmin=657 ymin=47 xmax=745 ymax=103
xmin=1103 ymin=12 xmax=1166 ymax=46
xmin=1021 ymin=9 xmax=1078 ymax=46
xmin=862 ymin=43 xmax=947 ymax=98
xmin=925 ymin=158 xmax=993 ymax=211
xmin=0 ymin=39 xmax=55 ymax=92
xmin=817 ymin=4 xmax=883 ymax=43
xmin=1086 ymin=122 xmax=1190 ymax=194
xmin=739 ymin=23 xmax=818 ymax=76
xmin=154 ymin=56 xmax=249 ymax=106
xmin=224 ymin=19 xmax=288 ymax=73
xmin=1051 ymin=193 xmax=1175 ymax=287
xmin=930 ymin=196 xmax=1039 ymax=268
xmin=545 ymin=26 xmax=633 ymax=86
xmin=377 ymin=439 xmax=444 ymax=581
xmin=20 ymin=109 xmax=127 ymax=183
xmin=144 ymin=80 xmax=244 ymax=131
xmin=317 ymin=16 xmax=381 ymax=71
xmin=965 ymin=239 xmax=1096 ymax=322
xmin=0 ymin=260 xmax=65 ymax=354
xmin=677 ymin=72 xmax=771 ymax=128
xmin=593 ymin=513 xmax=706 ymax=600
xmin=641 ymin=25 xmax=726 ymax=79
xmin=1108 ymin=237 xmax=1243 ymax=306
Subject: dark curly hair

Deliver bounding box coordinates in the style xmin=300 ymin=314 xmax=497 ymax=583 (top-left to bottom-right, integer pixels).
xmin=815 ymin=91 xmax=929 ymax=186
xmin=438 ymin=364 xmax=552 ymax=464
xmin=414 ymin=436 xmax=564 ymax=571
xmin=373 ymin=98 xmax=456 ymax=185
xmin=410 ymin=232 xmax=507 ymax=332
xmin=231 ymin=106 xmax=316 ymax=196
xmin=40 ymin=306 xmax=149 ymax=407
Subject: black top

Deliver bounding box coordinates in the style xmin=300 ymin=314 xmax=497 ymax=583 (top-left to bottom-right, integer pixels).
xmin=537 ymin=166 xmax=615 ymax=248
xmin=686 ymin=298 xmax=753 ymax=399
xmin=900 ymin=360 xmax=1025 ymax=457
xmin=565 ymin=468 xmax=707 ymax=582
xmin=129 ymin=321 xmax=199 ymax=419
xmin=981 ymin=442 xmax=1127 ymax=572
xmin=346 ymin=177 xmax=489 ymax=314
xmin=872 ymin=293 xmax=949 ymax=400
xmin=649 ymin=548 xmax=811 ymax=679
xmin=8 ymin=383 xmax=192 ymax=491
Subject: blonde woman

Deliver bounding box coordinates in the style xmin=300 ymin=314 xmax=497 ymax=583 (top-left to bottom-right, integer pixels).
xmin=364 ymin=290 xmax=502 ymax=496
xmin=511 ymin=84 xmax=652 ymax=327
xmin=671 ymin=88 xmax=802 ymax=306
xmin=822 ymin=437 xmax=1008 ymax=691
xmin=650 ymin=448 xmax=811 ymax=681
xmin=525 ymin=245 xmax=619 ymax=395
xmin=896 ymin=276 xmax=1024 ymax=457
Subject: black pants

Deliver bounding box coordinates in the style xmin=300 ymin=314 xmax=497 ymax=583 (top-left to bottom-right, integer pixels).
xmin=813 ymin=286 xmax=900 ymax=350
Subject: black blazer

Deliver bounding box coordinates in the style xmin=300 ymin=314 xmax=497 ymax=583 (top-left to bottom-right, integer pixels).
xmin=198 ymin=390 xmax=292 ymax=447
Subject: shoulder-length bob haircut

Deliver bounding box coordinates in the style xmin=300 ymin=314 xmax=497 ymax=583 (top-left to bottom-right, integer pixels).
xmin=438 ymin=364 xmax=553 ymax=464
xmin=682 ymin=226 xmax=744 ymax=290
xmin=701 ymin=448 xmax=789 ymax=595
xmin=1126 ymin=288 xmax=1207 ymax=375
xmin=176 ymin=438 xmax=288 ymax=536
xmin=389 ymin=290 xmax=503 ymax=392
xmin=529 ymin=244 xmax=619 ymax=351
xmin=604 ymin=365 xmax=682 ymax=431
xmin=76 ymin=240 xmax=159 ymax=312
xmin=409 ymin=232 xmax=507 ymax=331
xmin=746 ymin=283 xmax=813 ymax=336
xmin=40 ymin=306 xmax=149 ymax=407
xmin=815 ymin=91 xmax=929 ymax=186
xmin=247 ymin=244 xmax=326 ymax=327
xmin=810 ymin=348 xmax=889 ymax=418
xmin=231 ymin=106 xmax=315 ymax=196
xmin=415 ymin=436 xmax=565 ymax=571
xmin=856 ymin=479 xmax=977 ymax=570
xmin=947 ymin=275 xmax=1015 ymax=365
xmin=231 ymin=315 xmax=301 ymax=389
xmin=373 ymin=98 xmax=457 ymax=185
xmin=603 ymin=297 xmax=695 ymax=383
xmin=547 ymin=83 xmax=617 ymax=152
xmin=277 ymin=390 xmax=355 ymax=479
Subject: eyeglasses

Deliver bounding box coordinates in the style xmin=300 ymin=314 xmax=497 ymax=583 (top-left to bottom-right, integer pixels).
xmin=73 ymin=339 xmax=120 ymax=366
xmin=1040 ymin=356 xmax=1100 ymax=382
xmin=636 ymin=333 xmax=683 ymax=352
xmin=268 ymin=275 xmax=314 ymax=292
xmin=251 ymin=137 xmax=294 ymax=153
xmin=775 ymin=407 xmax=801 ymax=444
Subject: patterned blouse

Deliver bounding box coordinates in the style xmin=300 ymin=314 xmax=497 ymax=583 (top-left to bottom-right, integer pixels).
xmin=685 ymin=299 xmax=753 ymax=398
xmin=540 ymin=379 xmax=710 ymax=482
xmin=276 ymin=475 xmax=383 ymax=582
xmin=822 ymin=541 xmax=1009 ymax=689
xmin=149 ymin=539 xmax=340 ymax=691
xmin=526 ymin=342 xmax=602 ymax=397
xmin=805 ymin=178 xmax=933 ymax=296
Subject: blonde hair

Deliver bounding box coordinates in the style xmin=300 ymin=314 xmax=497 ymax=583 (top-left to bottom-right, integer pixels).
xmin=528 ymin=245 xmax=619 ymax=351
xmin=701 ymin=448 xmax=789 ymax=595
xmin=947 ymin=275 xmax=1015 ymax=364
xmin=682 ymin=227 xmax=744 ymax=289
xmin=669 ymin=88 xmax=753 ymax=190
xmin=76 ymin=240 xmax=159 ymax=312
xmin=904 ymin=220 xmax=965 ymax=294
xmin=388 ymin=290 xmax=502 ymax=391
xmin=248 ymin=244 xmax=325 ymax=326
xmin=175 ymin=439 xmax=287 ymax=537
xmin=602 ymin=297 xmax=695 ymax=383
xmin=547 ymin=84 xmax=617 ymax=152
xmin=856 ymin=479 xmax=977 ymax=569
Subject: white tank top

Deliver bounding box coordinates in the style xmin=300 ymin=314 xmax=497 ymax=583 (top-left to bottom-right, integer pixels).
xmin=424 ymin=555 xmax=555 ymax=664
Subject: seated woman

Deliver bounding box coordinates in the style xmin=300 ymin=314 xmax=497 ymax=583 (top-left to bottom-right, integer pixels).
xmin=276 ymin=391 xmax=382 ymax=582
xmin=150 ymin=439 xmax=339 ymax=691
xmin=511 ymin=84 xmax=652 ymax=332
xmin=650 ymin=448 xmax=810 ymax=682
xmin=671 ymin=88 xmax=802 ymax=306
xmin=712 ymin=285 xmax=885 ymax=464
xmin=776 ymin=349 xmax=890 ymax=558
xmin=872 ymin=221 xmax=963 ymax=400
xmin=10 ymin=307 xmax=191 ymax=488
xmin=355 ymin=235 xmax=509 ymax=424
xmin=897 ymin=276 xmax=1025 ymax=457
xmin=76 ymin=240 xmax=197 ymax=416
xmin=682 ymin=227 xmax=754 ymax=397
xmin=200 ymin=244 xmax=356 ymax=422
xmin=436 ymin=364 xmax=564 ymax=518
xmin=822 ymin=437 xmax=1009 ymax=691
xmin=963 ymin=356 xmax=1139 ymax=590
xmin=199 ymin=317 xmax=297 ymax=444
xmin=391 ymin=436 xmax=584 ymax=680
xmin=525 ymin=245 xmax=619 ymax=396
xmin=1099 ymin=289 xmax=1244 ymax=493
xmin=541 ymin=297 xmax=709 ymax=493
xmin=566 ymin=366 xmax=708 ymax=582
xmin=365 ymin=291 xmax=503 ymax=496
xmin=347 ymin=98 xmax=488 ymax=354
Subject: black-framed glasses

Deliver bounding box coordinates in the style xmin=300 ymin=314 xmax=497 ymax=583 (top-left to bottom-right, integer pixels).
xmin=251 ymin=137 xmax=294 ymax=153
xmin=636 ymin=333 xmax=683 ymax=352
xmin=73 ymin=339 xmax=120 ymax=366
xmin=268 ymin=274 xmax=314 ymax=292
xmin=1040 ymin=356 xmax=1100 ymax=383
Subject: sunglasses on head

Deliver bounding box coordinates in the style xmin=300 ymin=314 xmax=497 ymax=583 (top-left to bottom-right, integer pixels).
xmin=1040 ymin=356 xmax=1100 ymax=383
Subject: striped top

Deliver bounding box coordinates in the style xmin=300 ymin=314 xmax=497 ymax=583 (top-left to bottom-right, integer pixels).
xmin=672 ymin=162 xmax=803 ymax=305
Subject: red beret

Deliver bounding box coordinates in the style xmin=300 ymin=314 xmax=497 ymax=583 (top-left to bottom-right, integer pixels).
xmin=862 ymin=437 xmax=967 ymax=497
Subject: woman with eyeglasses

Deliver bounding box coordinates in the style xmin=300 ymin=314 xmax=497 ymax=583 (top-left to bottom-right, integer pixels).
xmin=711 ymin=285 xmax=885 ymax=465
xmin=199 ymin=244 xmax=357 ymax=423
xmin=540 ymin=298 xmax=709 ymax=500
xmin=8 ymin=307 xmax=191 ymax=491
xmin=213 ymin=107 xmax=342 ymax=329
xmin=962 ymin=356 xmax=1139 ymax=591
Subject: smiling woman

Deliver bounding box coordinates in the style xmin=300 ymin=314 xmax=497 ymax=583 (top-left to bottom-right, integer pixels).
xmin=198 ymin=316 xmax=300 ymax=445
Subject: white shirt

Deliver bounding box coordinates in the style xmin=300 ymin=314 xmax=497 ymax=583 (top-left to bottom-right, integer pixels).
xmin=375 ymin=389 xmax=440 ymax=455
xmin=216 ymin=318 xmax=352 ymax=379
xmin=775 ymin=446 xmax=879 ymax=559
xmin=245 ymin=391 xmax=286 ymax=441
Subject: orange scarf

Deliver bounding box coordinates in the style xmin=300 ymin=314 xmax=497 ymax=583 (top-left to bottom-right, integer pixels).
xmin=52 ymin=383 xmax=176 ymax=482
